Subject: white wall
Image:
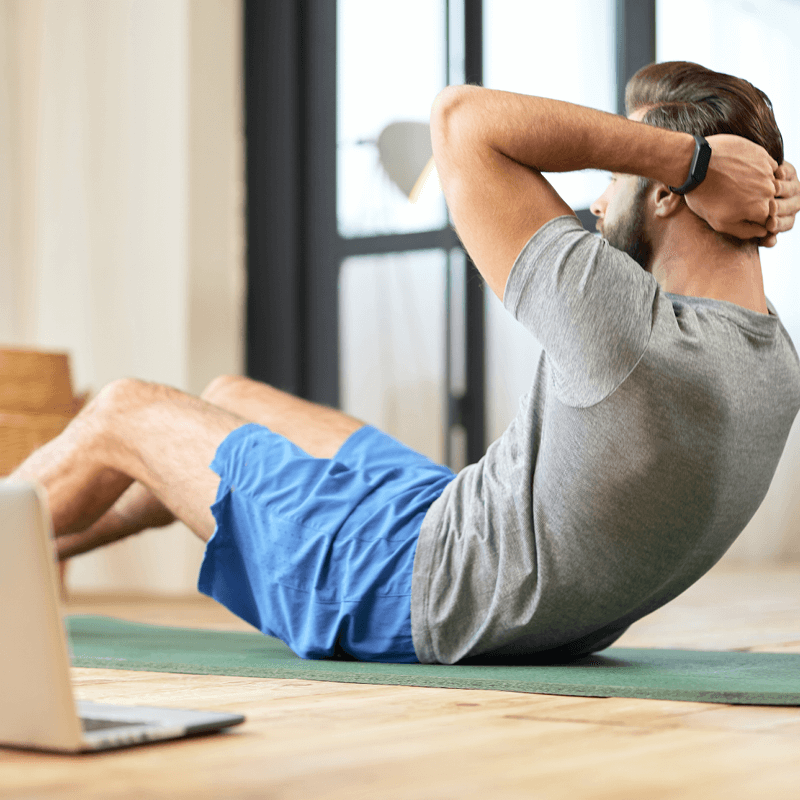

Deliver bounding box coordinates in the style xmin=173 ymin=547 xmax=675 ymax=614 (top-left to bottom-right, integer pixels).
xmin=0 ymin=0 xmax=244 ymax=593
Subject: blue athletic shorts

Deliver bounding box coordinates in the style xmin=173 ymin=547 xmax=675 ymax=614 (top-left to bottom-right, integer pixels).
xmin=197 ymin=423 xmax=456 ymax=662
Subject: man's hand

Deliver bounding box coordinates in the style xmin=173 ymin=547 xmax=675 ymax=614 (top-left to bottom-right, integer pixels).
xmin=761 ymin=161 xmax=800 ymax=247
xmin=684 ymin=134 xmax=779 ymax=239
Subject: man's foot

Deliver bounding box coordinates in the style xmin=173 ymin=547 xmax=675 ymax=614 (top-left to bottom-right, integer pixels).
xmin=55 ymin=482 xmax=177 ymax=560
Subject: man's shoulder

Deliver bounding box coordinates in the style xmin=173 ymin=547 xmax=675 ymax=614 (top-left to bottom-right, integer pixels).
xmin=504 ymin=214 xmax=654 ymax=313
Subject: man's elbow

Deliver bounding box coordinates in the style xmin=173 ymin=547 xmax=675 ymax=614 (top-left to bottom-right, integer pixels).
xmin=430 ymin=85 xmax=478 ymax=167
xmin=431 ymin=85 xmax=469 ymax=127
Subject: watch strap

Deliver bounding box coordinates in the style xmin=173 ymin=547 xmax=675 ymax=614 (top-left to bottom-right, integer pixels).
xmin=669 ymin=134 xmax=712 ymax=195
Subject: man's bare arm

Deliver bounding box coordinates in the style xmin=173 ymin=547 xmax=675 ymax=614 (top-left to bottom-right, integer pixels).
xmin=430 ymin=85 xmax=779 ymax=299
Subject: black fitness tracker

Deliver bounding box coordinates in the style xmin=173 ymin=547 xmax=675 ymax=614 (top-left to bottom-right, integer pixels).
xmin=669 ymin=133 xmax=712 ymax=195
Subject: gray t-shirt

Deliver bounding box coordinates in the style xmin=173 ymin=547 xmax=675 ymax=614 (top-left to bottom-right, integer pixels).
xmin=410 ymin=215 xmax=800 ymax=665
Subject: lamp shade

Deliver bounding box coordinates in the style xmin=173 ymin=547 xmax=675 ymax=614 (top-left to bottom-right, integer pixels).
xmin=376 ymin=121 xmax=436 ymax=203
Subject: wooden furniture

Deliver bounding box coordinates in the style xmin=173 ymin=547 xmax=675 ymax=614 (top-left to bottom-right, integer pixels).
xmin=0 ymin=562 xmax=797 ymax=799
xmin=0 ymin=348 xmax=87 ymax=595
xmin=0 ymin=348 xmax=87 ymax=476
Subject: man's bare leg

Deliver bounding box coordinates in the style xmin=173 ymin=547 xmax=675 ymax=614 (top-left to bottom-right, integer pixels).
xmin=51 ymin=376 xmax=365 ymax=559
xmin=9 ymin=378 xmax=252 ymax=548
xmin=198 ymin=375 xmax=365 ymax=459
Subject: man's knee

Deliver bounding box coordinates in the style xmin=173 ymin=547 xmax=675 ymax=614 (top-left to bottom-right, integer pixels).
xmin=91 ymin=377 xmax=168 ymax=420
xmin=59 ymin=378 xmax=159 ymax=457
xmin=201 ymin=374 xmax=254 ymax=405
xmin=96 ymin=375 xmax=252 ymax=417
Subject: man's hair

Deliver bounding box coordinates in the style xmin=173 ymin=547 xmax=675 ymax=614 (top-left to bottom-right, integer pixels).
xmin=626 ymin=61 xmax=783 ymax=164
xmin=626 ymin=61 xmax=783 ymax=246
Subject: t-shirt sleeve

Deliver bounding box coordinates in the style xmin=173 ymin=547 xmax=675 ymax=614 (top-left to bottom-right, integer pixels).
xmin=503 ymin=215 xmax=659 ymax=407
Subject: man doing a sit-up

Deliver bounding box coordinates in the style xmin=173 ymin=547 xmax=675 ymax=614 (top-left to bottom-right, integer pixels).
xmin=10 ymin=61 xmax=800 ymax=664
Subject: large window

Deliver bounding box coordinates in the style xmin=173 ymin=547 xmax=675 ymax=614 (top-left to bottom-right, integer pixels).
xmin=484 ymin=0 xmax=616 ymax=211
xmin=339 ymin=251 xmax=449 ymax=462
xmin=483 ymin=0 xmax=617 ymax=440
xmin=245 ymin=1 xmax=656 ymax=467
xmin=335 ymin=1 xmax=452 ymax=464
xmin=336 ymin=0 xmax=447 ymax=238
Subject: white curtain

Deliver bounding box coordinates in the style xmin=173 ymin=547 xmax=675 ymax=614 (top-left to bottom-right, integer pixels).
xmin=0 ymin=0 xmax=244 ymax=593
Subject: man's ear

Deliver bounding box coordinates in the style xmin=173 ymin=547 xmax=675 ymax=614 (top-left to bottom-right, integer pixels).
xmin=652 ymin=183 xmax=684 ymax=219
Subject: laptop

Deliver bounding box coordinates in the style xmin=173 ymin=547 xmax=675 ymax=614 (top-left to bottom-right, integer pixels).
xmin=0 ymin=480 xmax=245 ymax=752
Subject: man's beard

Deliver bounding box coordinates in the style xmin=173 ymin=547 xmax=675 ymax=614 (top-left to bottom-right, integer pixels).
xmin=602 ymin=183 xmax=652 ymax=271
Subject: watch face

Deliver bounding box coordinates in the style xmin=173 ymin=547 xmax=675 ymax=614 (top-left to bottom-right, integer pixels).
xmin=694 ymin=140 xmax=712 ymax=180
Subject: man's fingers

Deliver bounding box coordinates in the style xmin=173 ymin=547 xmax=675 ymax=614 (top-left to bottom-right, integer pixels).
xmin=768 ymin=197 xmax=778 ymax=218
xmin=766 ymin=211 xmax=796 ymax=234
xmin=758 ymin=162 xmax=800 ymax=241
xmin=767 ymin=153 xmax=780 ymax=175
xmin=775 ymin=178 xmax=800 ymax=200
xmin=773 ymin=188 xmax=800 ymax=213
xmin=731 ymin=220 xmax=769 ymax=239
xmin=765 ymin=188 xmax=800 ymax=234
xmin=777 ymin=160 xmax=798 ymax=182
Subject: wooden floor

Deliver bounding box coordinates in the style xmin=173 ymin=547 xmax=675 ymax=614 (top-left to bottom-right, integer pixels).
xmin=2 ymin=562 xmax=799 ymax=799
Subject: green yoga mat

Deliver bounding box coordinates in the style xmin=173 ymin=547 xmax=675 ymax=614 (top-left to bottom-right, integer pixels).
xmin=66 ymin=615 xmax=800 ymax=706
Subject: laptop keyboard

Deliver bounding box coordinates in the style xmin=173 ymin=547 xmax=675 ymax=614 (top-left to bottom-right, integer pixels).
xmin=81 ymin=717 xmax=147 ymax=732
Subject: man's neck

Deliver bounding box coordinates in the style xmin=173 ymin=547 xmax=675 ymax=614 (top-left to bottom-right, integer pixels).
xmin=648 ymin=223 xmax=769 ymax=315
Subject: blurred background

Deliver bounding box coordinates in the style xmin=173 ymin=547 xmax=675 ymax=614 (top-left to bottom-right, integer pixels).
xmin=1 ymin=0 xmax=798 ymax=597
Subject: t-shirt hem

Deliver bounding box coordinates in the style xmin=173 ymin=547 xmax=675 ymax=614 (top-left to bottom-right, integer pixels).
xmin=410 ymin=503 xmax=443 ymax=664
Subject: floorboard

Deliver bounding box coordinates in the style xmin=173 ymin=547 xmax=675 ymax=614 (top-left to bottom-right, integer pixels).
xmin=1 ymin=561 xmax=798 ymax=799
